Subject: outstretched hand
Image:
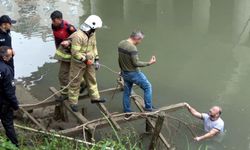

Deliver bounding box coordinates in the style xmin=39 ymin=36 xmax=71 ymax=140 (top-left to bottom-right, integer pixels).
xmin=149 ymin=56 xmax=156 ymax=65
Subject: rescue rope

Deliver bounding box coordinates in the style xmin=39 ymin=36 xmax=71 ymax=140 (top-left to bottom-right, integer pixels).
xmin=19 ymin=63 xmax=120 ymax=107
xmin=19 ymin=66 xmax=84 ymax=107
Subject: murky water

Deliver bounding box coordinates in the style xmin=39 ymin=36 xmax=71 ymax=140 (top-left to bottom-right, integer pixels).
xmin=1 ymin=0 xmax=250 ymax=149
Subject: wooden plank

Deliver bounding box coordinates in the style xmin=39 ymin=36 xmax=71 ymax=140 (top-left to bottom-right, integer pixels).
xmin=19 ymin=107 xmax=46 ymax=131
xmin=96 ymin=103 xmax=121 ymax=130
xmin=58 ymin=103 xmax=186 ymax=135
xmin=149 ymin=112 xmax=166 ymax=150
xmin=49 ymin=87 xmax=68 ymax=121
xmin=131 ymin=95 xmax=171 ymax=149
xmin=21 ymin=87 xmax=121 ymax=110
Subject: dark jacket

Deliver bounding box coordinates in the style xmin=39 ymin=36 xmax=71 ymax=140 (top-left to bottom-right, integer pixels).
xmin=0 ymin=61 xmax=19 ymax=110
xmin=0 ymin=28 xmax=14 ymax=71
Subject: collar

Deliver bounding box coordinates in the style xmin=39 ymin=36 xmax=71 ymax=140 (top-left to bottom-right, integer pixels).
xmin=0 ymin=28 xmax=10 ymax=34
xmin=52 ymin=20 xmax=65 ymax=30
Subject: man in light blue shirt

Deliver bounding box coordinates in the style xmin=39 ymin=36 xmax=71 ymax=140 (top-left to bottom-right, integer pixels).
xmin=184 ymin=103 xmax=224 ymax=141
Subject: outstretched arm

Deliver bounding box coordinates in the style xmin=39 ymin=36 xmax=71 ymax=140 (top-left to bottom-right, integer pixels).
xmin=194 ymin=128 xmax=220 ymax=141
xmin=184 ymin=103 xmax=202 ymax=119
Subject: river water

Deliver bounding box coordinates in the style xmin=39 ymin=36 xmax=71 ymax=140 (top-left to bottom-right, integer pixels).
xmin=1 ymin=0 xmax=250 ymax=149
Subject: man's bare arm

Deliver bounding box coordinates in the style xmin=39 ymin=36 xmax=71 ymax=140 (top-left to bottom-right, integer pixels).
xmin=194 ymin=128 xmax=220 ymax=141
xmin=184 ymin=103 xmax=202 ymax=119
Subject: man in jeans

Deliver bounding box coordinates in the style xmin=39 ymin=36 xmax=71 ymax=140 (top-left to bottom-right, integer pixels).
xmin=118 ymin=31 xmax=156 ymax=119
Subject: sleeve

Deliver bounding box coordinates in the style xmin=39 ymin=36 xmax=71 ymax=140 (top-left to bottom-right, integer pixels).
xmin=93 ymin=35 xmax=99 ymax=60
xmin=131 ymin=48 xmax=150 ymax=67
xmin=201 ymin=113 xmax=209 ymax=120
xmin=2 ymin=70 xmax=19 ymax=110
xmin=71 ymin=35 xmax=85 ymax=61
xmin=214 ymin=121 xmax=224 ymax=131
xmin=67 ymin=24 xmax=76 ymax=35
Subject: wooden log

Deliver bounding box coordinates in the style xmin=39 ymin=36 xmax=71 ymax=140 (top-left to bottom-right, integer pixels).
xmin=95 ymin=103 xmax=121 ymax=131
xmin=50 ymin=87 xmax=69 ymax=121
xmin=131 ymin=95 xmax=171 ymax=149
xmin=149 ymin=112 xmax=166 ymax=150
xmin=58 ymin=103 xmax=186 ymax=135
xmin=19 ymin=107 xmax=46 ymax=131
xmin=21 ymin=87 xmax=122 ymax=110
xmin=14 ymin=124 xmax=112 ymax=150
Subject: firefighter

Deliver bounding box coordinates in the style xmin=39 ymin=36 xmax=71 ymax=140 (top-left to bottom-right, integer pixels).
xmin=68 ymin=15 xmax=106 ymax=112
xmin=51 ymin=10 xmax=85 ymax=101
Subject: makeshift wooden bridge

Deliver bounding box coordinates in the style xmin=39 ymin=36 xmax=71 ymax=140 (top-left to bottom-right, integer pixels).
xmin=18 ymin=78 xmax=186 ymax=150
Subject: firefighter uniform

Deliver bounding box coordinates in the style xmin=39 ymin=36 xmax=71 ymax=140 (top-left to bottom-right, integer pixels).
xmin=0 ymin=60 xmax=19 ymax=147
xmin=52 ymin=20 xmax=75 ymax=95
xmin=68 ymin=30 xmax=100 ymax=104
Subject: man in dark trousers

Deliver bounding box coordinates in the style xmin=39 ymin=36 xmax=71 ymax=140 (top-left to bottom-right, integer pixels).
xmin=0 ymin=15 xmax=16 ymax=72
xmin=0 ymin=46 xmax=19 ymax=147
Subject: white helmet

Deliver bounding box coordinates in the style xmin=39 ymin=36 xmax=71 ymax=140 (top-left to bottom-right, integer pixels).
xmin=80 ymin=15 xmax=102 ymax=31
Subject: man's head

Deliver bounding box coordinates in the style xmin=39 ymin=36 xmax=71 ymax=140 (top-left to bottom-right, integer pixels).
xmin=0 ymin=46 xmax=13 ymax=62
xmin=208 ymin=106 xmax=222 ymax=121
xmin=0 ymin=15 xmax=16 ymax=31
xmin=129 ymin=30 xmax=144 ymax=45
xmin=50 ymin=10 xmax=63 ymax=27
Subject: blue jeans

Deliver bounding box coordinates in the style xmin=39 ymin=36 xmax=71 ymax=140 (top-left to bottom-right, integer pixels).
xmin=121 ymin=71 xmax=153 ymax=112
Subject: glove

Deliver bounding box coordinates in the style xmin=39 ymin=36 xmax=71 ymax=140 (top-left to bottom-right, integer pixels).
xmin=94 ymin=60 xmax=100 ymax=70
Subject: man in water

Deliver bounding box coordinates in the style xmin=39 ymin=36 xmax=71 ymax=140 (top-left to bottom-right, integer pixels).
xmin=184 ymin=103 xmax=224 ymax=141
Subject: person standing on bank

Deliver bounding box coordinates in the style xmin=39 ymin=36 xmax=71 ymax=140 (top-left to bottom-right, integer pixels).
xmin=0 ymin=46 xmax=19 ymax=147
xmin=50 ymin=10 xmax=78 ymax=101
xmin=0 ymin=15 xmax=16 ymax=72
xmin=184 ymin=103 xmax=224 ymax=141
xmin=68 ymin=15 xmax=106 ymax=112
xmin=118 ymin=31 xmax=156 ymax=118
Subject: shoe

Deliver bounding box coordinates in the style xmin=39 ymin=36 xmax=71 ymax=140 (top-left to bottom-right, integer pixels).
xmin=144 ymin=107 xmax=158 ymax=112
xmin=55 ymin=94 xmax=68 ymax=102
xmin=124 ymin=114 xmax=133 ymax=120
xmin=70 ymin=104 xmax=78 ymax=112
xmin=91 ymin=98 xmax=106 ymax=104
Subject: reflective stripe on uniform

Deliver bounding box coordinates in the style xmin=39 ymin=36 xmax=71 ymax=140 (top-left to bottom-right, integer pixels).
xmin=71 ymin=45 xmax=81 ymax=51
xmin=55 ymin=50 xmax=71 ymax=59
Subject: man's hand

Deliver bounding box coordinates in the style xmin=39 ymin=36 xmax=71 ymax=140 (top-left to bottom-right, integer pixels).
xmin=194 ymin=136 xmax=202 ymax=142
xmin=61 ymin=40 xmax=71 ymax=48
xmin=94 ymin=60 xmax=100 ymax=70
xmin=184 ymin=102 xmax=191 ymax=109
xmin=149 ymin=56 xmax=156 ymax=65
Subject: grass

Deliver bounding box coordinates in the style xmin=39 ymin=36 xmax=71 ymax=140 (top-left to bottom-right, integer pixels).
xmin=0 ymin=127 xmax=142 ymax=150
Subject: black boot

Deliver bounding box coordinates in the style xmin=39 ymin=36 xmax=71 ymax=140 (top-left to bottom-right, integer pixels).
xmin=69 ymin=104 xmax=78 ymax=112
xmin=91 ymin=98 xmax=106 ymax=104
xmin=55 ymin=94 xmax=68 ymax=102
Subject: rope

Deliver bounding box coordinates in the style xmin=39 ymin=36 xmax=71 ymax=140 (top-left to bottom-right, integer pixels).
xmin=99 ymin=64 xmax=120 ymax=75
xmin=19 ymin=63 xmax=120 ymax=107
xmin=19 ymin=66 xmax=84 ymax=107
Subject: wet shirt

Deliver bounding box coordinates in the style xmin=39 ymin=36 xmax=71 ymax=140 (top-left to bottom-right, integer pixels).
xmin=202 ymin=113 xmax=224 ymax=133
xmin=118 ymin=40 xmax=150 ymax=72
xmin=0 ymin=61 xmax=19 ymax=110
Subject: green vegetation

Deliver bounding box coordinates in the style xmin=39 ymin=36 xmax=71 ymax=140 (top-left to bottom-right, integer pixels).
xmin=0 ymin=127 xmax=142 ymax=150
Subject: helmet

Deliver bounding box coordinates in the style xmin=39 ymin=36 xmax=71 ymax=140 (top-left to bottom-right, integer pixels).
xmin=80 ymin=15 xmax=102 ymax=31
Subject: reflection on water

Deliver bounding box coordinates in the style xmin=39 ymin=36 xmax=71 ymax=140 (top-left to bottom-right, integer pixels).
xmin=1 ymin=0 xmax=250 ymax=149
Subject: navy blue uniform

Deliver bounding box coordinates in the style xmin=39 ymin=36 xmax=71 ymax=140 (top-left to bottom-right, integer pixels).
xmin=0 ymin=28 xmax=14 ymax=71
xmin=0 ymin=60 xmax=19 ymax=146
